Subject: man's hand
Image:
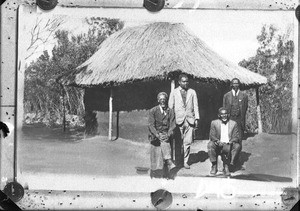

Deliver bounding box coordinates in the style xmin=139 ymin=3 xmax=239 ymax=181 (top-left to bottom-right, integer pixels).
xmin=167 ymin=131 xmax=173 ymax=138
xmin=216 ymin=141 xmax=225 ymax=146
xmin=158 ymin=133 xmax=168 ymax=142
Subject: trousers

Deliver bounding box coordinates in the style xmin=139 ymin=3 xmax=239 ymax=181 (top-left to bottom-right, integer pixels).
xmin=178 ymin=119 xmax=194 ymax=164
xmin=207 ymin=140 xmax=241 ymax=165
xmin=150 ymin=139 xmax=172 ymax=170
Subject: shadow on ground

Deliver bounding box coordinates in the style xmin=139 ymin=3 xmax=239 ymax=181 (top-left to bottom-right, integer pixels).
xmin=243 ymin=132 xmax=256 ymax=139
xmin=188 ymin=151 xmax=209 ymax=165
xmin=150 ymin=166 xmax=181 ymax=180
xmin=235 ymin=151 xmax=252 ymax=169
xmin=231 ymin=174 xmax=292 ymax=182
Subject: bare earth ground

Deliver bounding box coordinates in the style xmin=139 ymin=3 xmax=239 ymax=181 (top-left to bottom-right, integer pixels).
xmin=19 ymin=126 xmax=294 ymax=181
xmin=16 ymin=125 xmax=298 ymax=210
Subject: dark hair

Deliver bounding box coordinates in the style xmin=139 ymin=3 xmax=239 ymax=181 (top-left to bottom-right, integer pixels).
xmin=179 ymin=74 xmax=188 ymax=81
xmin=231 ymin=78 xmax=240 ymax=85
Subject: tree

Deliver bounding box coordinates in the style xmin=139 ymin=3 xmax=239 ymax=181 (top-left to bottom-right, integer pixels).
xmin=26 ymin=16 xmax=65 ymax=60
xmin=239 ymin=25 xmax=294 ymax=133
xmin=24 ymin=18 xmax=124 ymax=127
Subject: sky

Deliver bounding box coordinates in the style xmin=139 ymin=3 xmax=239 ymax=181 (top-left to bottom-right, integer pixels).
xmin=19 ymin=6 xmax=296 ymax=66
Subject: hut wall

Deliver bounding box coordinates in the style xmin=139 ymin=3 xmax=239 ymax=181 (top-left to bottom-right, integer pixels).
xmin=84 ymin=80 xmax=230 ymax=140
xmin=84 ymin=81 xmax=171 ymax=111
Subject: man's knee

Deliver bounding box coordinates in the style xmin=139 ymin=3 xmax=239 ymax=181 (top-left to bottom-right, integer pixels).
xmin=232 ymin=142 xmax=241 ymax=151
xmin=207 ymin=141 xmax=216 ymax=150
xmin=185 ymin=127 xmax=193 ymax=140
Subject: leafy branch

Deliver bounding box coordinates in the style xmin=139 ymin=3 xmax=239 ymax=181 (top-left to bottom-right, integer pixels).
xmin=26 ymin=17 xmax=65 ymax=60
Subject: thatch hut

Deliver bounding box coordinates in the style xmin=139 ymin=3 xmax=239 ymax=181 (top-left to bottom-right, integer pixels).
xmin=59 ymin=22 xmax=267 ymax=140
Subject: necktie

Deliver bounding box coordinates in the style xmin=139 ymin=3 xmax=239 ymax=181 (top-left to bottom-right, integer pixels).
xmin=234 ymin=90 xmax=239 ymax=96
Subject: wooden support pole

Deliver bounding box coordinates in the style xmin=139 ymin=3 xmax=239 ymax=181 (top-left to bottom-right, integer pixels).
xmin=115 ymin=110 xmax=120 ymax=140
xmin=108 ymin=88 xmax=113 ymax=141
xmin=255 ymin=87 xmax=263 ymax=133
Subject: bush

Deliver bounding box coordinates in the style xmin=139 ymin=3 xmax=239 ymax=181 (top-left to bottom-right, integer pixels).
xmin=240 ymin=25 xmax=293 ymax=133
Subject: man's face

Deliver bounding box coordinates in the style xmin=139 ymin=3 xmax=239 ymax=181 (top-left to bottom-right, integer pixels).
xmin=179 ymin=76 xmax=189 ymax=90
xmin=158 ymin=95 xmax=167 ymax=108
xmin=232 ymin=79 xmax=240 ymax=91
xmin=219 ymin=109 xmax=229 ymax=123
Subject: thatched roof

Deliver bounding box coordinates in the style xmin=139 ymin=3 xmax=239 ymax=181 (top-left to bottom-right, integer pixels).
xmin=59 ymin=22 xmax=267 ymax=87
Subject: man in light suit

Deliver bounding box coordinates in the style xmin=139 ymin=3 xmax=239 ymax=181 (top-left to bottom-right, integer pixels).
xmin=223 ymin=78 xmax=248 ymax=140
xmin=168 ymin=73 xmax=200 ymax=169
xmin=207 ymin=107 xmax=241 ymax=176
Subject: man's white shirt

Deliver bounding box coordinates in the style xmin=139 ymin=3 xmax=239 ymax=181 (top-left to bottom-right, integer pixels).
xmin=159 ymin=105 xmax=166 ymax=115
xmin=220 ymin=122 xmax=229 ymax=143
xmin=231 ymin=89 xmax=240 ymax=97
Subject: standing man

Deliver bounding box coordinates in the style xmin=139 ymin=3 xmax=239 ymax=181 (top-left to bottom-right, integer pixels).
xmin=223 ymin=78 xmax=248 ymax=140
xmin=149 ymin=92 xmax=176 ymax=178
xmin=168 ymin=73 xmax=200 ymax=169
xmin=207 ymin=107 xmax=241 ymax=176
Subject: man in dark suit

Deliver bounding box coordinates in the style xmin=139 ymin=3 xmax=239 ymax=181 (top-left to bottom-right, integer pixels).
xmin=207 ymin=107 xmax=241 ymax=176
xmin=149 ymin=92 xmax=176 ymax=178
xmin=168 ymin=73 xmax=200 ymax=169
xmin=223 ymin=78 xmax=248 ymax=140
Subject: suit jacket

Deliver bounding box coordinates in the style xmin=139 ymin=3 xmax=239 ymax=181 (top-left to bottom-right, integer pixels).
xmin=148 ymin=105 xmax=176 ymax=145
xmin=223 ymin=90 xmax=248 ymax=127
xmin=168 ymin=87 xmax=200 ymax=125
xmin=209 ymin=119 xmax=240 ymax=143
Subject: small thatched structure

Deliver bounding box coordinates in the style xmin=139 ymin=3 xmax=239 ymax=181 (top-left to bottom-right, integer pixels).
xmin=59 ymin=22 xmax=267 ymax=139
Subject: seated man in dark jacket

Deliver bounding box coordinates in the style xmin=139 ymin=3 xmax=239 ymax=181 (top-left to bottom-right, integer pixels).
xmin=207 ymin=107 xmax=241 ymax=176
xmin=148 ymin=92 xmax=176 ymax=178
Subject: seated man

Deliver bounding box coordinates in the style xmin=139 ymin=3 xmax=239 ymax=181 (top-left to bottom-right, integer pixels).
xmin=148 ymin=92 xmax=176 ymax=178
xmin=207 ymin=107 xmax=241 ymax=176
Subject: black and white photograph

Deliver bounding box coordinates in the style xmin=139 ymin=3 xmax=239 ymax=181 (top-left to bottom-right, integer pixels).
xmin=0 ymin=0 xmax=299 ymax=209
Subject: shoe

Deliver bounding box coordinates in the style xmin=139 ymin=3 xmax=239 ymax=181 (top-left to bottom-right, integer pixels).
xmin=223 ymin=164 xmax=231 ymax=176
xmin=184 ymin=163 xmax=190 ymax=169
xmin=210 ymin=164 xmax=217 ymax=175
xmin=166 ymin=159 xmax=176 ymax=171
xmin=228 ymin=164 xmax=235 ymax=172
